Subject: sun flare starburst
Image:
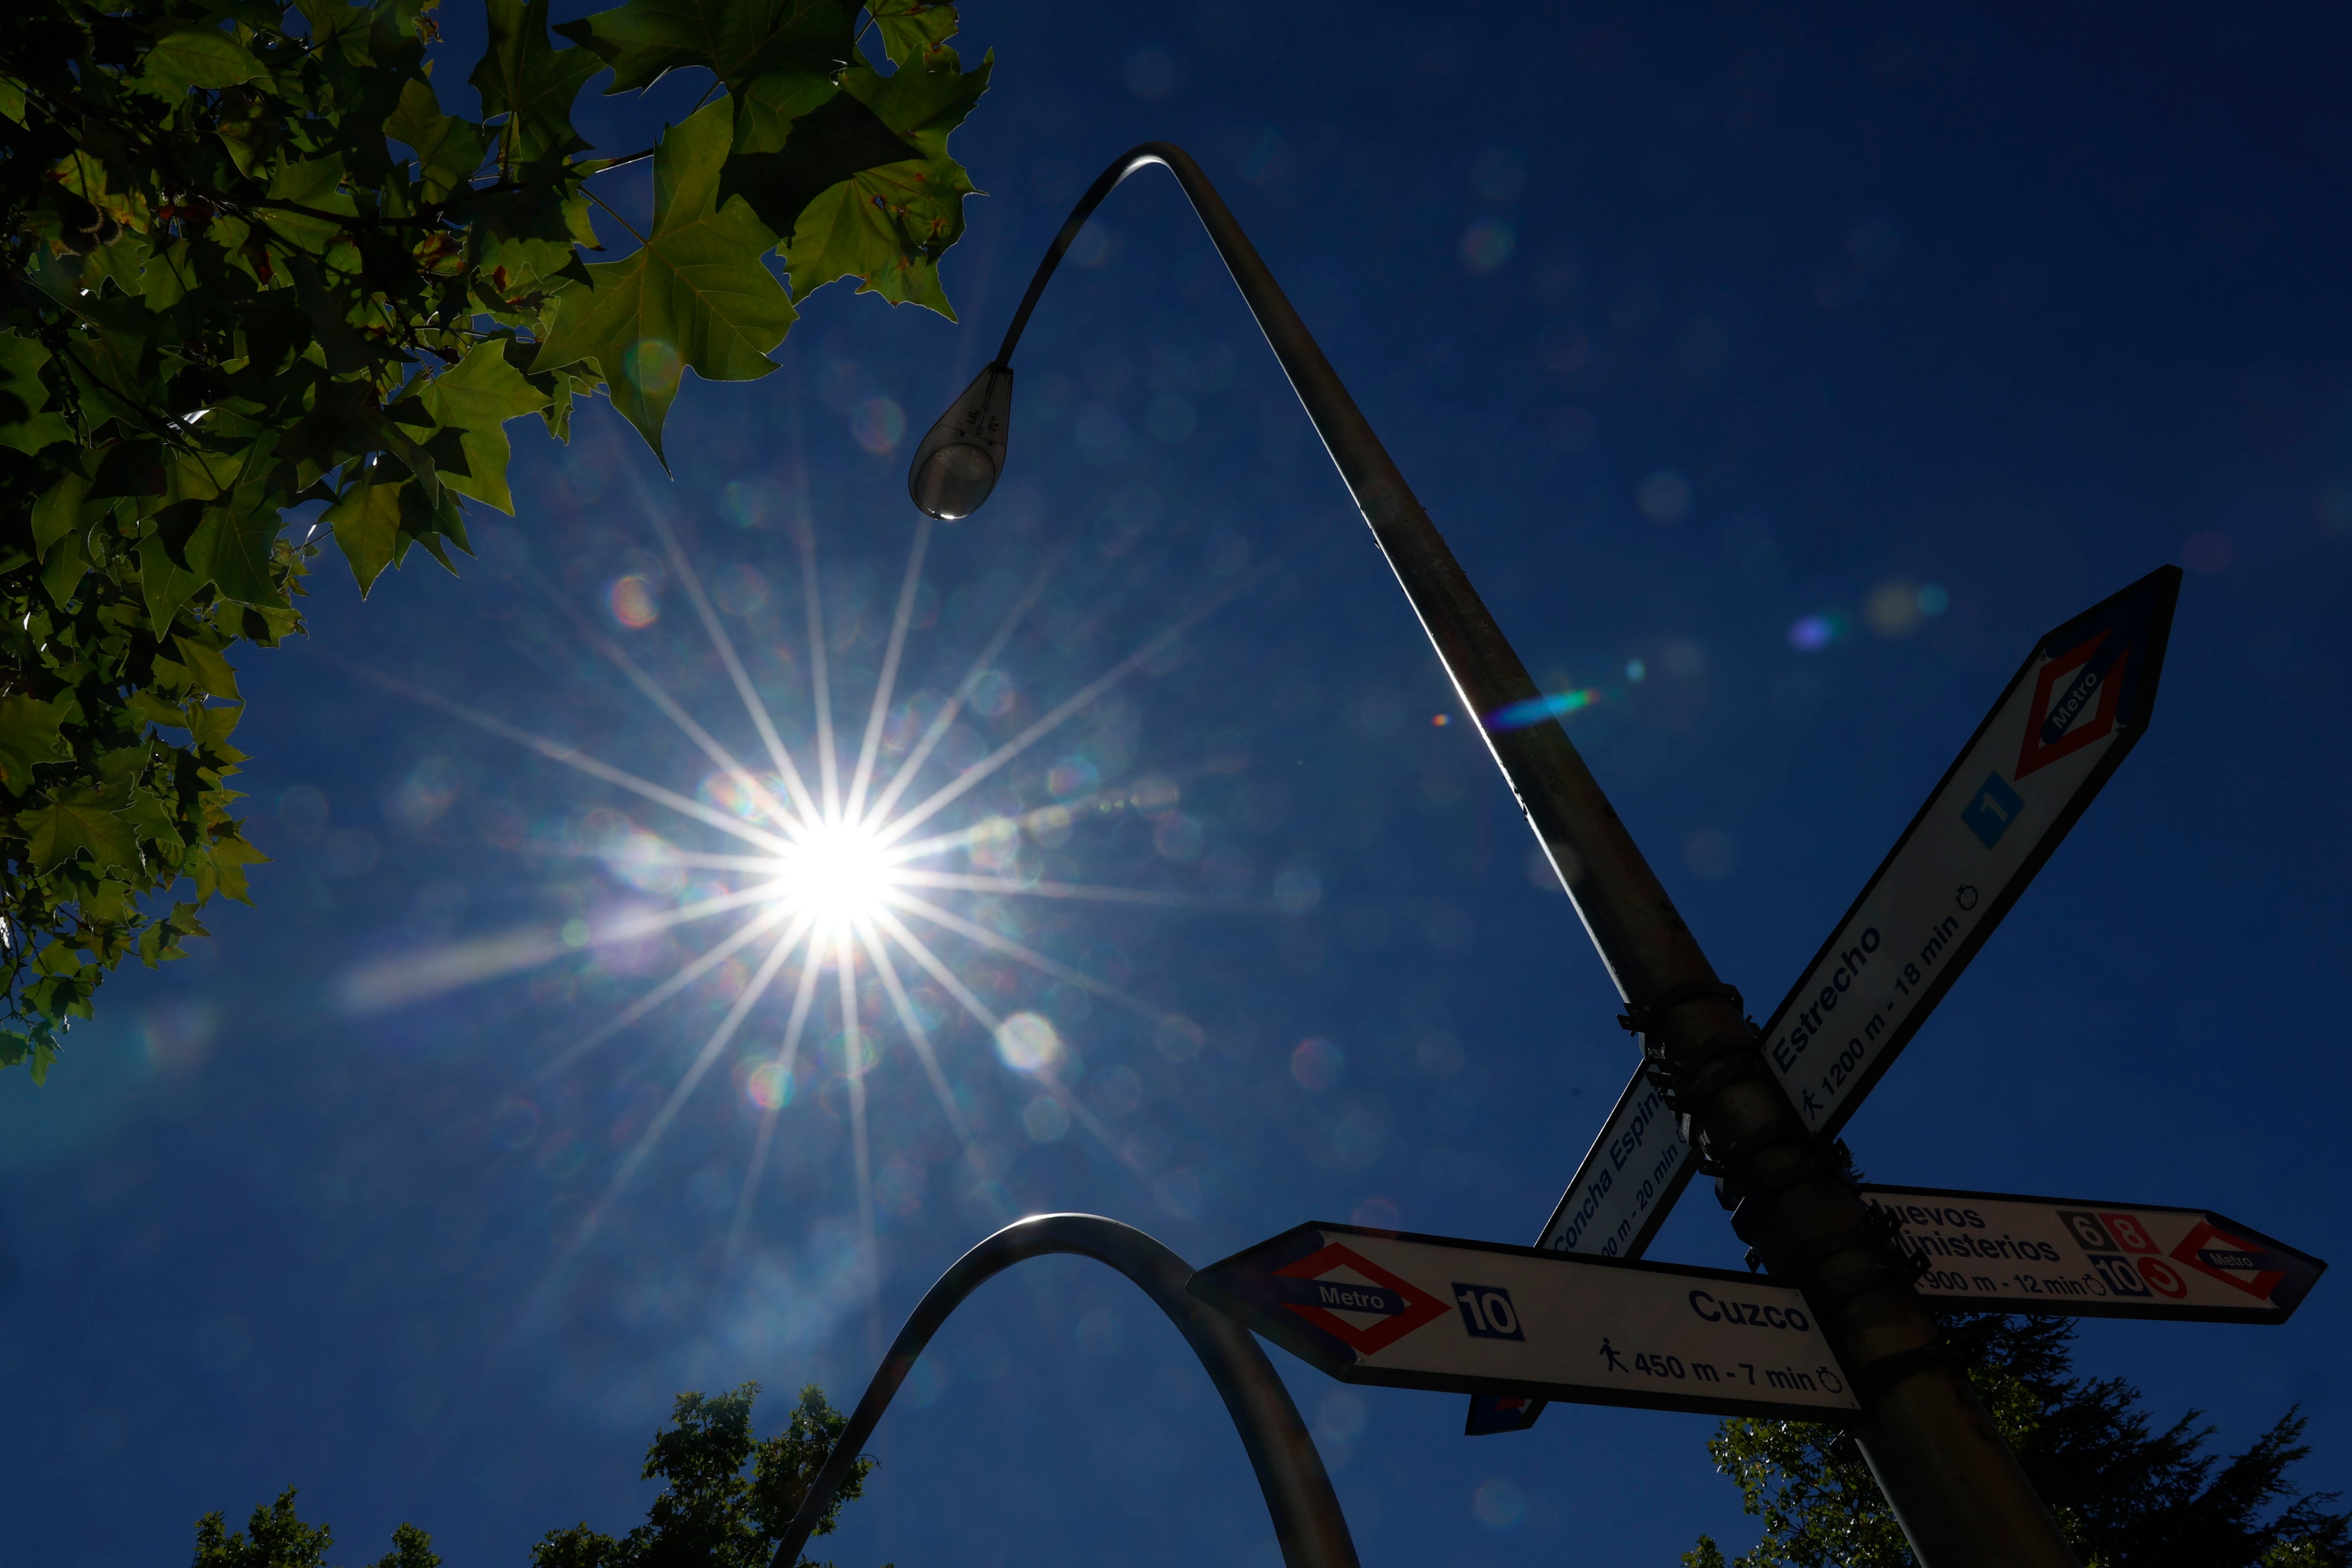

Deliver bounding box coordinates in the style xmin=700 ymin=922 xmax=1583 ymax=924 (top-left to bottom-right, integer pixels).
xmin=344 ymin=493 xmax=1262 ymax=1276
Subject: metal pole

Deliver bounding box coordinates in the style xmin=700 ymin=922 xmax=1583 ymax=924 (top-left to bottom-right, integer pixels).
xmin=972 ymin=143 xmax=2076 ymax=1567
xmin=766 ymin=1213 xmax=1359 ymax=1568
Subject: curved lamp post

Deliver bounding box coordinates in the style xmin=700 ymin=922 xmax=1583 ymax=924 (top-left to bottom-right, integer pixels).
xmin=766 ymin=1214 xmax=1358 ymax=1568
xmin=902 ymin=145 xmax=2075 ymax=1568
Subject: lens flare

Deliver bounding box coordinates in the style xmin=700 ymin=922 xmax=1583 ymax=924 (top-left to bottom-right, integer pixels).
xmin=1486 ymin=688 xmax=1599 ymax=731
xmin=346 ymin=496 xmax=1271 ymax=1278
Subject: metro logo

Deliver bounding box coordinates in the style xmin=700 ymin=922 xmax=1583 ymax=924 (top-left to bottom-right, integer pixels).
xmin=1273 ymin=1243 xmax=1451 ymax=1357
xmin=2016 ymin=631 xmax=2129 ymax=779
xmin=2173 ymin=1219 xmax=2288 ymax=1303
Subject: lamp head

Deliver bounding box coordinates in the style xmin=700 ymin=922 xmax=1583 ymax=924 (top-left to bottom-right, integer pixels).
xmin=907 ymin=363 xmax=1014 ymax=520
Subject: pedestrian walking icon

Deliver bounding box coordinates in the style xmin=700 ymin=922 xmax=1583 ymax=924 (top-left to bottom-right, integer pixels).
xmin=1598 ymin=1337 xmax=1626 ymax=1373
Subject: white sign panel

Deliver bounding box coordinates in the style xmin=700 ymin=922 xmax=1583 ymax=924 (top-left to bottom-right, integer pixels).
xmin=1762 ymin=567 xmax=2180 ymax=1137
xmin=1469 ymin=1064 xmax=1696 ymax=1432
xmin=1535 ymin=1064 xmax=1692 ymax=1260
xmin=1192 ymin=1222 xmax=1859 ymax=1421
xmin=1863 ymin=1185 xmax=2325 ymax=1323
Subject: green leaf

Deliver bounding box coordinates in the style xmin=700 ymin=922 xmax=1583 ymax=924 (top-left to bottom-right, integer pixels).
xmin=0 ymin=332 xmax=73 ymax=456
xmin=0 ymin=76 xmax=25 ymax=125
xmin=138 ymin=533 xmax=207 ymax=633
xmin=199 ymin=828 xmax=269 ymax=903
xmin=532 ymin=101 xmax=795 ymax=456
xmin=281 ymin=379 xmax=388 ymax=489
xmin=325 ymin=471 xmax=405 ymax=593
xmin=779 ymin=48 xmax=988 ymax=311
xmin=188 ymin=504 xmax=285 ymax=607
xmin=177 ymin=437 xmax=291 ymax=608
xmin=0 ymin=695 xmax=72 ymax=791
xmin=128 ymin=689 xmax=189 ymax=732
xmin=137 ymin=28 xmax=270 ymax=97
xmin=40 ymin=517 xmax=89 ymax=607
xmin=556 ymin=0 xmax=857 ymax=96
xmin=847 ymin=39 xmax=991 ymax=162
xmin=173 ymin=637 xmax=243 ymax=700
xmin=718 ymin=87 xmax=917 ymax=239
xmin=261 ymin=155 xmax=359 ymax=255
xmin=729 ymin=64 xmax=842 ymax=156
xmin=414 ymin=340 xmax=548 ymax=513
xmin=473 ymin=181 xmax=599 ymax=301
xmin=20 ymin=788 xmax=142 ymax=875
xmin=189 ymin=703 xmax=249 ymax=766
xmin=471 ymin=0 xmax=604 ymax=166
xmin=384 ymin=79 xmax=487 ymax=204
xmin=866 ymin=0 xmax=958 ymax=66
xmin=31 ymin=472 xmax=93 ymax=561
xmin=137 ymin=237 xmax=197 ymax=310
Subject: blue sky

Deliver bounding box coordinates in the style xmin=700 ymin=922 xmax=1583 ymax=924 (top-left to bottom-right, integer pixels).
xmin=5 ymin=3 xmax=2350 ymax=1565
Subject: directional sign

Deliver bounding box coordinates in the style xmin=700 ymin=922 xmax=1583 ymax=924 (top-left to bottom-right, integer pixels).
xmin=1465 ymin=1066 xmax=1693 ymax=1433
xmin=1473 ymin=567 xmax=2183 ymax=1435
xmin=1862 ymin=1185 xmax=2326 ymax=1324
xmin=1192 ymin=1222 xmax=1860 ymax=1422
xmin=1535 ymin=1066 xmax=1694 ymax=1261
xmin=1762 ymin=566 xmax=2180 ymax=1137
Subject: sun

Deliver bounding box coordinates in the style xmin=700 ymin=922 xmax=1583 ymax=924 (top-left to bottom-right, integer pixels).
xmin=774 ymin=819 xmax=897 ymax=927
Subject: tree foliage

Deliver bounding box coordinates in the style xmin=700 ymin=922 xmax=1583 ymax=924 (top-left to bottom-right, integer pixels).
xmin=0 ymin=0 xmax=986 ymax=1082
xmin=192 ymin=1487 xmax=438 ymax=1568
xmin=188 ymin=1383 xmax=876 ymax=1568
xmin=1684 ymin=1313 xmax=2350 ymax=1568
xmin=532 ymin=1382 xmax=881 ymax=1568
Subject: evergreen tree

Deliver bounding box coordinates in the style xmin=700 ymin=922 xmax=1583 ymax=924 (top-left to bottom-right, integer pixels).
xmin=1685 ymin=1313 xmax=2349 ymax=1568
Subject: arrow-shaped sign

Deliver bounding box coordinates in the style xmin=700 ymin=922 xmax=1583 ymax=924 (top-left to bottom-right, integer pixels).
xmin=1465 ymin=1065 xmax=1697 ymax=1432
xmin=1864 ymin=1184 xmax=2325 ymax=1324
xmin=1192 ymin=1222 xmax=1860 ymax=1422
xmin=1470 ymin=566 xmax=2183 ymax=1435
xmin=1762 ymin=566 xmax=2180 ymax=1136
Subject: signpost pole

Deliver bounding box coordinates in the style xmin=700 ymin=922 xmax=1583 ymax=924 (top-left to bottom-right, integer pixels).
xmin=939 ymin=143 xmax=2079 ymax=1566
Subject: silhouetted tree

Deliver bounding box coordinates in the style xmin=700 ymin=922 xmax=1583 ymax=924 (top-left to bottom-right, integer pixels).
xmin=185 ymin=1382 xmax=875 ymax=1568
xmin=191 ymin=1488 xmax=437 ymax=1568
xmin=1685 ymin=1313 xmax=2348 ymax=1568
xmin=531 ymin=1382 xmax=880 ymax=1568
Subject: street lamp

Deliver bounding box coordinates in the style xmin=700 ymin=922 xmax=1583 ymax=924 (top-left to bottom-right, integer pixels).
xmin=906 ymin=361 xmax=1011 ymax=519
xmin=907 ymin=143 xmax=2074 ymax=1568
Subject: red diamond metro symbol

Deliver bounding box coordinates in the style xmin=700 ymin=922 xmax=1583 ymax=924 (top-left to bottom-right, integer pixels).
xmin=2016 ymin=632 xmax=2128 ymax=780
xmin=1275 ymin=1242 xmax=1452 ymax=1356
xmin=2172 ymin=1218 xmax=2286 ymax=1302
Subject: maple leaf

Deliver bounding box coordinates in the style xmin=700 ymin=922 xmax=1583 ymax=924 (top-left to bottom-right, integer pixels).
xmin=865 ymin=0 xmax=958 ymax=67
xmin=718 ymin=85 xmax=917 ymax=242
xmin=136 ymin=28 xmax=270 ymax=98
xmin=19 ymin=787 xmax=141 ymax=875
xmin=384 ymin=78 xmax=488 ymax=203
xmin=779 ymin=43 xmax=988 ymax=311
xmin=0 ymin=331 xmax=75 ymax=456
xmin=0 ymin=695 xmax=72 ymax=792
xmin=471 ymin=0 xmax=605 ymax=166
xmin=556 ymin=0 xmax=858 ymax=96
xmin=413 ymin=339 xmax=549 ymax=513
xmin=531 ymin=100 xmax=795 ymax=457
